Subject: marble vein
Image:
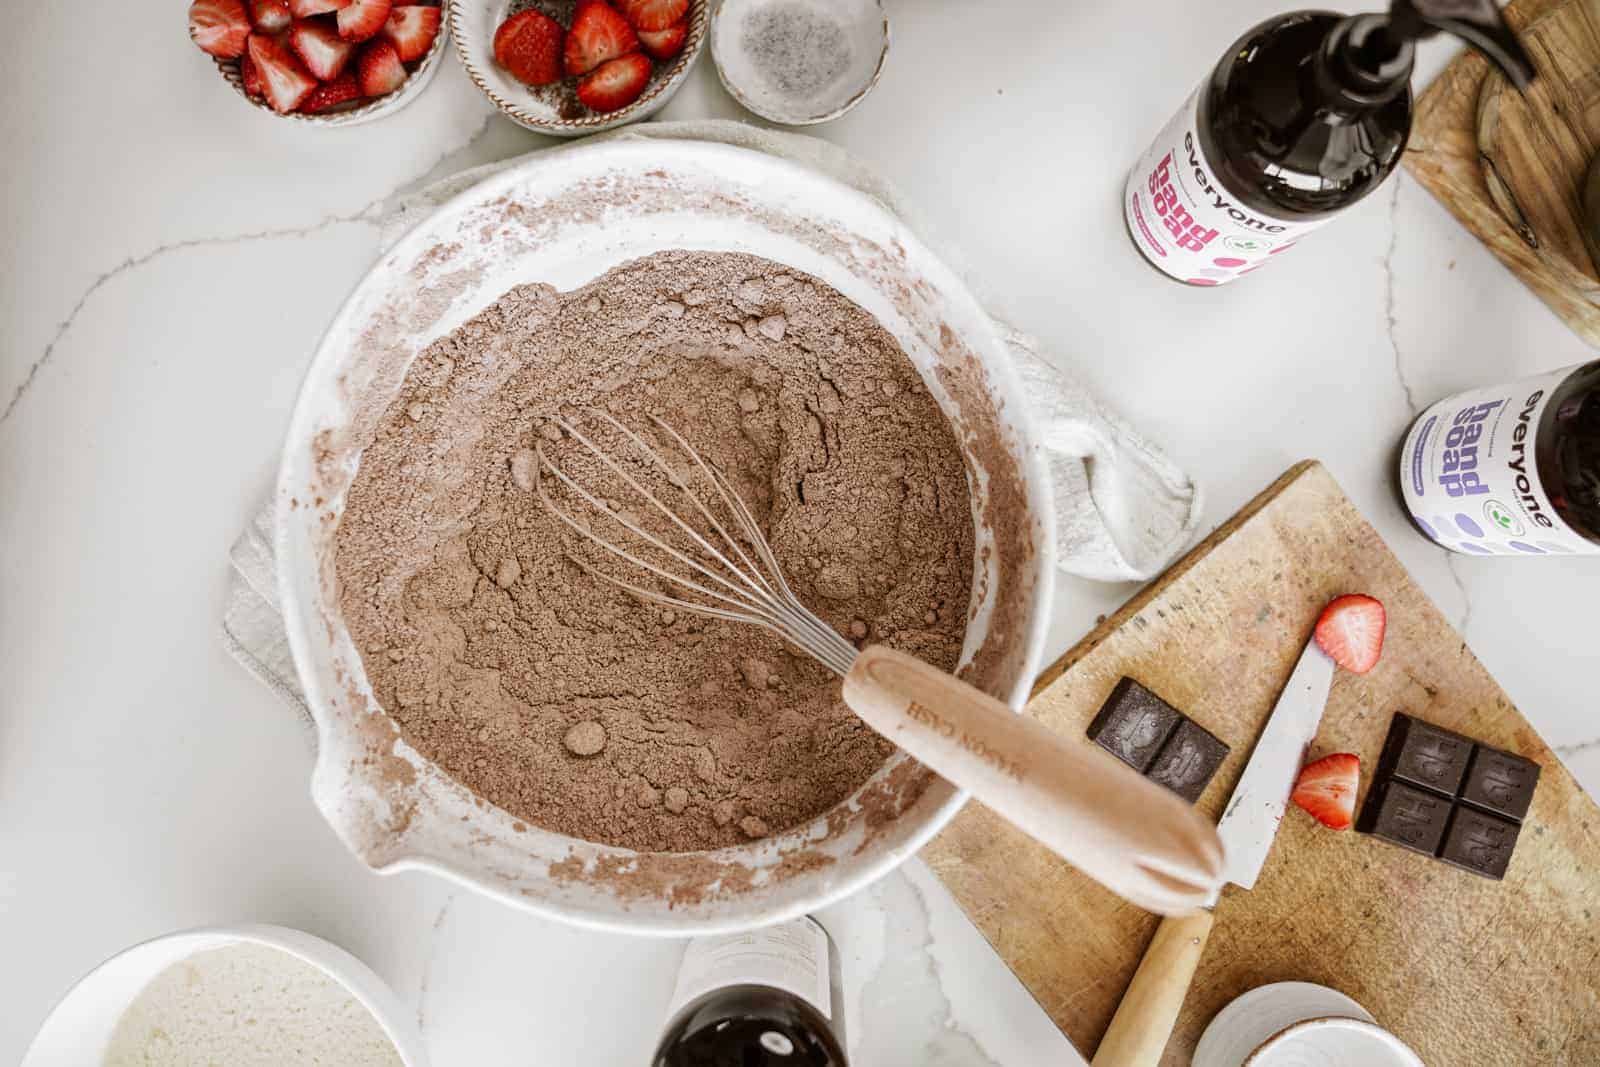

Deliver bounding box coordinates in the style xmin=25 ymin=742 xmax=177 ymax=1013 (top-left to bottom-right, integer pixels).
xmin=1556 ymin=736 xmax=1600 ymax=756
xmin=1386 ymin=179 xmax=1418 ymax=416
xmin=415 ymin=892 xmax=458 ymax=1034
xmin=0 ymin=207 xmax=385 ymax=429
xmin=1444 ymin=553 xmax=1474 ymax=636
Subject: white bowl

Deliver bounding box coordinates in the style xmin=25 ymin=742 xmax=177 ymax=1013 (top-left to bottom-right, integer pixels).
xmin=22 ymin=924 xmax=427 ymax=1066
xmin=1195 ymin=982 xmax=1420 ymax=1067
xmin=710 ymin=0 xmax=888 ymax=125
xmin=211 ymin=8 xmax=451 ymax=127
xmin=275 ymin=137 xmax=1054 ymax=935
xmin=450 ymin=0 xmax=709 ymax=135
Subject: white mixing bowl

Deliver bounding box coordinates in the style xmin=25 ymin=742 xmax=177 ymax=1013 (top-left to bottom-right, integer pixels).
xmin=276 ymin=138 xmax=1054 ymax=934
xmin=22 ymin=924 xmax=426 ymax=1066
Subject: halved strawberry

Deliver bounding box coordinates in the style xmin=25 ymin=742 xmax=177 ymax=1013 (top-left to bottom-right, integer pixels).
xmin=240 ymin=49 xmax=265 ymax=97
xmin=190 ymin=0 xmax=251 ymax=58
xmin=637 ymin=19 xmax=686 ymax=60
xmin=248 ymin=32 xmax=318 ymax=112
xmin=564 ymin=0 xmax=638 ymax=77
xmin=356 ymin=36 xmax=407 ymax=95
xmin=248 ymin=0 xmax=291 ymax=32
xmin=288 ymin=0 xmax=349 ymax=15
xmin=1291 ymin=753 xmax=1360 ymax=830
xmin=290 ymin=18 xmax=355 ymax=79
xmin=617 ymin=0 xmax=686 ymax=32
xmin=492 ymin=9 xmax=564 ymax=86
xmin=300 ymin=71 xmax=363 ymax=111
xmin=1314 ymin=594 xmax=1386 ymax=674
xmin=337 ymin=0 xmax=392 ymax=41
xmin=381 ymin=4 xmax=440 ymax=62
xmin=577 ymin=51 xmax=651 ymax=112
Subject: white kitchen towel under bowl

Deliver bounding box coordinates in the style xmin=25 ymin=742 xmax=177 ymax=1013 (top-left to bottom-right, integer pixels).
xmin=222 ymin=118 xmax=1204 ymax=740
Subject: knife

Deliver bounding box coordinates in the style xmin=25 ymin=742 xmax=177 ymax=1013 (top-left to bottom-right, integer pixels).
xmin=1090 ymin=635 xmax=1337 ymax=1067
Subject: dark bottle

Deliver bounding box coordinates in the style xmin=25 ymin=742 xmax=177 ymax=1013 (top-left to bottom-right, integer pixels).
xmin=1125 ymin=0 xmax=1534 ymax=285
xmin=1398 ymin=362 xmax=1600 ymax=556
xmin=653 ymin=916 xmax=848 ymax=1066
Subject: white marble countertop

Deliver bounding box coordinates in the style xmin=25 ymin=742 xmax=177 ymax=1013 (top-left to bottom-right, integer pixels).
xmin=4 ymin=2 xmax=1596 ymax=1063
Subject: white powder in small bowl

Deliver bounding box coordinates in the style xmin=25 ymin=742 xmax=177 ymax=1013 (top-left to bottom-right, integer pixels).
xmin=102 ymin=943 xmax=404 ymax=1067
xmin=712 ymin=0 xmax=887 ymax=124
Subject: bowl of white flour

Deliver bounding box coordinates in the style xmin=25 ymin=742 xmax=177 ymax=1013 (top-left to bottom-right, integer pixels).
xmin=22 ymin=924 xmax=425 ymax=1067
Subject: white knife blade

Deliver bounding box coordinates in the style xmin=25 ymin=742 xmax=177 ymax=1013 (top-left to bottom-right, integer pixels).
xmin=1213 ymin=638 xmax=1335 ymax=897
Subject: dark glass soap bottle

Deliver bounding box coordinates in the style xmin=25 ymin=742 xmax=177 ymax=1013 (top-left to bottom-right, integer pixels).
xmin=653 ymin=916 xmax=848 ymax=1066
xmin=1124 ymin=0 xmax=1534 ymax=286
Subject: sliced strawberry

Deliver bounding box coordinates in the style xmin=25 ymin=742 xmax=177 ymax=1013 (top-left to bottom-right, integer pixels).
xmin=564 ymin=0 xmax=638 ymax=77
xmin=492 ymin=9 xmax=564 ymax=86
xmin=248 ymin=32 xmax=318 ymax=112
xmin=381 ymin=4 xmax=440 ymax=62
xmin=248 ymin=0 xmax=291 ymax=32
xmin=288 ymin=0 xmax=349 ymax=15
xmin=577 ymin=52 xmax=651 ymax=113
xmin=290 ymin=18 xmax=355 ymax=79
xmin=300 ymin=71 xmax=363 ymax=111
xmin=356 ymin=37 xmax=407 ymax=96
xmin=1292 ymin=753 xmax=1360 ymax=830
xmin=617 ymin=0 xmax=686 ymax=32
xmin=1314 ymin=594 xmax=1386 ymax=674
xmin=240 ymin=49 xmax=265 ymax=97
xmin=637 ymin=19 xmax=686 ymax=60
xmin=190 ymin=0 xmax=251 ymax=58
xmin=337 ymin=0 xmax=392 ymax=41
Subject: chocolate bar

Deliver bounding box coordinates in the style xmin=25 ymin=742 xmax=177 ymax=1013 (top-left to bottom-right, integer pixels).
xmin=1087 ymin=678 xmax=1229 ymax=803
xmin=1357 ymin=712 xmax=1540 ymax=881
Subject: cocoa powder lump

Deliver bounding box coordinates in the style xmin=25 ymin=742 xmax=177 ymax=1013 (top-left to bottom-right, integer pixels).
xmin=334 ymin=251 xmax=974 ymax=851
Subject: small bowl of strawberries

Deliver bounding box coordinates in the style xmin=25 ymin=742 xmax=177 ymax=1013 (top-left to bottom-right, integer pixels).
xmin=450 ymin=0 xmax=707 ymax=135
xmin=188 ymin=0 xmax=450 ymax=124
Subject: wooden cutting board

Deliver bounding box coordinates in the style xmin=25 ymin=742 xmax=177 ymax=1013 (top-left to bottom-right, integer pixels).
xmin=1407 ymin=0 xmax=1600 ymax=345
xmin=924 ymin=462 xmax=1600 ymax=1065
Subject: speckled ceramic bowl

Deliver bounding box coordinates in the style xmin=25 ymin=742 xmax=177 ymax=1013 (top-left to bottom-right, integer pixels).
xmin=450 ymin=0 xmax=709 ymax=136
xmin=210 ymin=5 xmax=451 ymax=126
xmin=710 ymin=0 xmax=888 ymax=125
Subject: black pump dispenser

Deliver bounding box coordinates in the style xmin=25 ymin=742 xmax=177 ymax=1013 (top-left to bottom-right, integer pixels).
xmin=1124 ymin=0 xmax=1535 ymax=286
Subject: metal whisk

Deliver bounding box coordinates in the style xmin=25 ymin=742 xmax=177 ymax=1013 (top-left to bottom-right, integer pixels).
xmin=534 ymin=410 xmax=1224 ymax=918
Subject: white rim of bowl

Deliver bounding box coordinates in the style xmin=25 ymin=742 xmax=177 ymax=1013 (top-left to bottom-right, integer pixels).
xmin=448 ymin=0 xmax=709 ymax=132
xmin=208 ymin=7 xmax=452 ymax=126
xmin=1243 ymin=1016 xmax=1424 ymax=1067
xmin=709 ymin=0 xmax=890 ymax=126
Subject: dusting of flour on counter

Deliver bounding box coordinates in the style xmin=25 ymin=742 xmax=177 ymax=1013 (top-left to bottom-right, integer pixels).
xmin=102 ymin=943 xmax=402 ymax=1067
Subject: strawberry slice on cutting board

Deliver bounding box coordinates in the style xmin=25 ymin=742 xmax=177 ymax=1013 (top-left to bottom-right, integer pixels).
xmin=1314 ymin=594 xmax=1386 ymax=675
xmin=1291 ymin=753 xmax=1360 ymax=830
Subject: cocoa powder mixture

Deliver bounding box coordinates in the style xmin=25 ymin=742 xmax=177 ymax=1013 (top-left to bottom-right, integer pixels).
xmin=335 ymin=251 xmax=974 ymax=851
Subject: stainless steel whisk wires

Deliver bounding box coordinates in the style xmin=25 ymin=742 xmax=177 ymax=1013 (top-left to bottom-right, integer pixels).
xmin=534 ymin=410 xmax=861 ymax=678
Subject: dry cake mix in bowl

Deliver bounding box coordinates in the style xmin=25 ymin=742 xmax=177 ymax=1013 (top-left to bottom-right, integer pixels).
xmin=277 ymin=139 xmax=1053 ymax=932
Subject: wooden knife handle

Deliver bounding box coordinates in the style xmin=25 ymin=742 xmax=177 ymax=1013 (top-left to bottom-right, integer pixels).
xmin=1090 ymin=909 xmax=1216 ymax=1067
xmin=841 ymin=645 xmax=1224 ymax=916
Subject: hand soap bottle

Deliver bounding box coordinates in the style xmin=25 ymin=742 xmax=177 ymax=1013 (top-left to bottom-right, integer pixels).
xmin=1125 ymin=0 xmax=1535 ymax=285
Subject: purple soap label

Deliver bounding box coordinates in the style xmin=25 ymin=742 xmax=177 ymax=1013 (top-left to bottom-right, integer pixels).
xmin=1399 ymin=366 xmax=1597 ymax=556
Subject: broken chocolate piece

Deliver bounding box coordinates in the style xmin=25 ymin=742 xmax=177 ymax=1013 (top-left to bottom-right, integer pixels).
xmin=1459 ymin=745 xmax=1540 ymax=822
xmin=1087 ymin=678 xmax=1181 ymax=773
xmin=1355 ymin=781 xmax=1451 ymax=856
xmin=1146 ymin=719 xmax=1230 ymax=803
xmin=1438 ymin=805 xmax=1520 ymax=881
xmin=1357 ymin=712 xmax=1540 ymax=880
xmin=1375 ymin=712 xmax=1472 ymax=796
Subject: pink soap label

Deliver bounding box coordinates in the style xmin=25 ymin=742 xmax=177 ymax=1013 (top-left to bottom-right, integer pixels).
xmin=1125 ymin=88 xmax=1330 ymax=284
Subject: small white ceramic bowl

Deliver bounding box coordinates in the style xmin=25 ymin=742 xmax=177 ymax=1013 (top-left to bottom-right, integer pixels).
xmin=22 ymin=924 xmax=428 ymax=1066
xmin=1195 ymin=982 xmax=1421 ymax=1067
xmin=211 ymin=7 xmax=452 ymax=127
xmin=450 ymin=0 xmax=710 ymax=135
xmin=710 ymin=0 xmax=888 ymax=125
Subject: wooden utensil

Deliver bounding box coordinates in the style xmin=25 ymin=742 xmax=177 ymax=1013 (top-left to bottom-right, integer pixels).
xmin=535 ymin=410 xmax=1226 ymax=916
xmin=923 ymin=462 xmax=1600 ymax=1065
